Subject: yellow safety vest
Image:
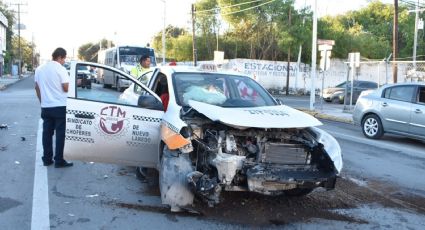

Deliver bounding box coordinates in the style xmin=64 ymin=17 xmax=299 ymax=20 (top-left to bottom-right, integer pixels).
xmin=131 ymin=64 xmax=151 ymax=84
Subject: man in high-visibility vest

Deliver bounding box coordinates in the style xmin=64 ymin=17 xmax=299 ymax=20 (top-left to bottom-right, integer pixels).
xmin=131 ymin=54 xmax=151 ymax=84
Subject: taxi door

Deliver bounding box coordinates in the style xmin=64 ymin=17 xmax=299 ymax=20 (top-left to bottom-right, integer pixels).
xmin=64 ymin=62 xmax=164 ymax=168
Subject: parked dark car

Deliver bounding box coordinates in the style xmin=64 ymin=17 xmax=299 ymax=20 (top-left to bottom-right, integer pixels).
xmin=76 ymin=65 xmax=94 ymax=89
xmin=353 ymin=82 xmax=425 ymax=140
xmin=322 ymin=80 xmax=378 ymax=104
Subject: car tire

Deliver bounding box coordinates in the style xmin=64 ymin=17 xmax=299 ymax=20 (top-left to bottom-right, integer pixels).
xmin=331 ymin=97 xmax=340 ymax=104
xmin=284 ymin=188 xmax=313 ymax=196
xmin=361 ymin=114 xmax=384 ymax=139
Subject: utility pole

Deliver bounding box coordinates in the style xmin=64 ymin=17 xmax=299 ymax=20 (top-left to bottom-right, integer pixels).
xmin=413 ymin=0 xmax=419 ymax=67
xmin=18 ymin=3 xmax=21 ymax=77
xmin=285 ymin=7 xmax=291 ymax=96
xmin=310 ymin=0 xmax=318 ymax=110
xmin=409 ymin=0 xmax=424 ymax=69
xmin=393 ymin=0 xmax=398 ymax=83
xmin=191 ymin=4 xmax=197 ymax=66
xmin=31 ymin=33 xmax=34 ymax=69
xmin=162 ymin=0 xmax=166 ymax=65
xmin=10 ymin=2 xmax=27 ymax=78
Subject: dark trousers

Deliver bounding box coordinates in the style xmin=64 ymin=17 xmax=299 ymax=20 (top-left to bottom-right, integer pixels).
xmin=41 ymin=106 xmax=66 ymax=164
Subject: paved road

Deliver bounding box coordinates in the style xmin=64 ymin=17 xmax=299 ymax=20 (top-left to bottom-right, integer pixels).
xmin=1 ymin=77 xmax=424 ymax=229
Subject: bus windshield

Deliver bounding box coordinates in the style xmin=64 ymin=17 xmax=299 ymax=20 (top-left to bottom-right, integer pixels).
xmin=119 ymin=47 xmax=156 ymax=67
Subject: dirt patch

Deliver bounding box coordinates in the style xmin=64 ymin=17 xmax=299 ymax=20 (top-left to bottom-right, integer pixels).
xmin=107 ymin=173 xmax=425 ymax=226
xmin=191 ymin=178 xmax=366 ymax=226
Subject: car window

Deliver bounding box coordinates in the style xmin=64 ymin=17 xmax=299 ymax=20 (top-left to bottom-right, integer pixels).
xmin=418 ymin=86 xmax=425 ymax=104
xmin=74 ymin=63 xmax=153 ymax=107
xmin=384 ymin=85 xmax=416 ymax=102
xmin=367 ymin=82 xmax=378 ymax=88
xmin=336 ymin=81 xmax=347 ymax=88
xmin=358 ymin=82 xmax=377 ymax=88
xmin=174 ymin=73 xmax=276 ymax=107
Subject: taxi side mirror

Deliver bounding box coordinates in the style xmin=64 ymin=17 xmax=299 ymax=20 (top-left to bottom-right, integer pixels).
xmin=138 ymin=95 xmax=164 ymax=111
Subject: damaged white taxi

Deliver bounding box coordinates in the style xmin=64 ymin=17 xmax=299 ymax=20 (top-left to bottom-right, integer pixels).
xmin=64 ymin=61 xmax=343 ymax=211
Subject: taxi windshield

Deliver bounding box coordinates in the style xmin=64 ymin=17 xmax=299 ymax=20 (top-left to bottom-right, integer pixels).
xmin=173 ymin=73 xmax=276 ymax=108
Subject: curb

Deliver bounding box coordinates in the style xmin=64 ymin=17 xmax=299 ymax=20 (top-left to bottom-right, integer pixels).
xmin=297 ymin=108 xmax=354 ymax=124
xmin=0 ymin=74 xmax=32 ymax=91
xmin=0 ymin=81 xmax=18 ymax=91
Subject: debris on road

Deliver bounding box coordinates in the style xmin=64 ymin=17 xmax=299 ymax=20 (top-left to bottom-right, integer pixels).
xmin=85 ymin=194 xmax=99 ymax=198
xmin=0 ymin=124 xmax=8 ymax=130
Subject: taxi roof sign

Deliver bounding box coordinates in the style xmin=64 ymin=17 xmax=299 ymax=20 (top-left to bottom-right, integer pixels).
xmin=198 ymin=63 xmax=218 ymax=72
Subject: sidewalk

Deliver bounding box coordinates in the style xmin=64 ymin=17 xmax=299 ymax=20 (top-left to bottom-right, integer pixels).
xmin=275 ymin=95 xmax=354 ymax=124
xmin=298 ymin=106 xmax=354 ymax=124
xmin=0 ymin=74 xmax=31 ymax=90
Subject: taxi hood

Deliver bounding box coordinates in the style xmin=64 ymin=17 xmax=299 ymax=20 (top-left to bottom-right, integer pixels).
xmin=188 ymin=100 xmax=322 ymax=129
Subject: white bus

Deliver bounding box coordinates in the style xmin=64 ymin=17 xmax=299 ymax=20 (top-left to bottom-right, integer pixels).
xmin=97 ymin=46 xmax=156 ymax=91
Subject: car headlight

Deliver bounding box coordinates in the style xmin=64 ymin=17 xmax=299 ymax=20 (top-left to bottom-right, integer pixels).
xmin=309 ymin=127 xmax=343 ymax=174
xmin=333 ymin=91 xmax=344 ymax=96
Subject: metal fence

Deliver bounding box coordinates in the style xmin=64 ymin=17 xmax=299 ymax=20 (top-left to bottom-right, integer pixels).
xmin=299 ymin=60 xmax=425 ymax=96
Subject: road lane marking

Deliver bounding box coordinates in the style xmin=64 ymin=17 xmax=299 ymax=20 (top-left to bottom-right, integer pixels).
xmin=31 ymin=119 xmax=50 ymax=230
xmin=323 ymin=128 xmax=425 ymax=158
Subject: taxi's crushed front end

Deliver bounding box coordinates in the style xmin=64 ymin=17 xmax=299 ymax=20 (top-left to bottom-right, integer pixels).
xmin=159 ymin=104 xmax=342 ymax=210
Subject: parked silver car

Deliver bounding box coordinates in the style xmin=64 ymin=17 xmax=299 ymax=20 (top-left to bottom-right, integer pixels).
xmin=353 ymin=82 xmax=425 ymax=140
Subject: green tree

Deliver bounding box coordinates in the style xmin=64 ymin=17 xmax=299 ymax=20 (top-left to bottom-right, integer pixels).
xmin=318 ymin=0 xmax=414 ymax=60
xmin=152 ymin=25 xmax=187 ymax=61
xmin=78 ymin=39 xmax=113 ymax=62
xmin=11 ymin=35 xmax=35 ymax=70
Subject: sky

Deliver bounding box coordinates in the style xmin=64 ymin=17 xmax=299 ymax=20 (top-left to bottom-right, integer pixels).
xmin=8 ymin=0 xmax=392 ymax=61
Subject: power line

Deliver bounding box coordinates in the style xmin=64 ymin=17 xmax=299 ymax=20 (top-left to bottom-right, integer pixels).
xmin=196 ymin=0 xmax=276 ymax=16
xmin=195 ymin=0 xmax=265 ymax=14
xmin=221 ymin=0 xmax=276 ymax=16
xmin=400 ymin=0 xmax=425 ymax=8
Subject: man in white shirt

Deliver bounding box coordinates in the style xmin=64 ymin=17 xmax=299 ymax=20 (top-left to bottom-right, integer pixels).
xmin=35 ymin=47 xmax=73 ymax=168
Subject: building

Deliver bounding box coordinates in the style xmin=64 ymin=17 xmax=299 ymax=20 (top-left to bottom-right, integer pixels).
xmin=0 ymin=11 xmax=8 ymax=76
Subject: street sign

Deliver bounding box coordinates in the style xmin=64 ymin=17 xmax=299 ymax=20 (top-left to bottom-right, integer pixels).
xmin=317 ymin=39 xmax=335 ymax=46
xmin=318 ymin=44 xmax=333 ymax=51
xmin=214 ymin=50 xmax=224 ymax=64
xmin=320 ymin=50 xmax=331 ymax=71
xmin=419 ymin=19 xmax=424 ymax=30
xmin=349 ymin=52 xmax=360 ymax=68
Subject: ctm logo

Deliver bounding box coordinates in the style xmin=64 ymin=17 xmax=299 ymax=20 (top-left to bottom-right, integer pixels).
xmin=99 ymin=106 xmax=126 ymax=135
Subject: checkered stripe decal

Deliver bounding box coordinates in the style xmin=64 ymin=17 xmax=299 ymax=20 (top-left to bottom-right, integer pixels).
xmin=133 ymin=115 xmax=161 ymax=123
xmin=66 ymin=136 xmax=94 ymax=143
xmin=67 ymin=110 xmax=96 ymax=116
xmin=163 ymin=121 xmax=179 ymax=133
xmin=126 ymin=141 xmax=149 ymax=147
